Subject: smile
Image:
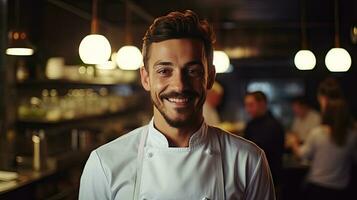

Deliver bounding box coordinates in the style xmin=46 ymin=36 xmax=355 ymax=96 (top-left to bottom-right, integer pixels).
xmin=167 ymin=97 xmax=189 ymax=103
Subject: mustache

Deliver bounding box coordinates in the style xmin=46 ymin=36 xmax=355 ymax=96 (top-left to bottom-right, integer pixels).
xmin=160 ymin=91 xmax=199 ymax=99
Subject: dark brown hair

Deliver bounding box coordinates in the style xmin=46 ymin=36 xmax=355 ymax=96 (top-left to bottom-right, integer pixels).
xmin=322 ymin=99 xmax=351 ymax=146
xmin=291 ymin=96 xmax=309 ymax=107
xmin=245 ymin=91 xmax=268 ymax=103
xmin=318 ymin=77 xmax=343 ymax=100
xmin=142 ymin=10 xmax=215 ymax=70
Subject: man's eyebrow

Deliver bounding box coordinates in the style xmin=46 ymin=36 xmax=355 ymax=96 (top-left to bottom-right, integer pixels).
xmin=184 ymin=60 xmax=204 ymax=67
xmin=153 ymin=60 xmax=173 ymax=68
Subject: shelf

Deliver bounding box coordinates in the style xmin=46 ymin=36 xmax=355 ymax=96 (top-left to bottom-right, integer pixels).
xmin=16 ymin=105 xmax=143 ymax=129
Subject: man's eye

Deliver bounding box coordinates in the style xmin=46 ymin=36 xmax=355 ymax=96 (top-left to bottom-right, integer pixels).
xmin=188 ymin=68 xmax=203 ymax=77
xmin=157 ymin=68 xmax=171 ymax=76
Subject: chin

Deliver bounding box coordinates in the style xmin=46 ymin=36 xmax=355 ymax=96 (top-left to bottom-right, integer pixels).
xmin=163 ymin=115 xmax=193 ymax=128
xmin=154 ymin=100 xmax=202 ymax=128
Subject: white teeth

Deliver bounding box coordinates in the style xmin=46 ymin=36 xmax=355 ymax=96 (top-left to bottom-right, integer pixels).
xmin=167 ymin=97 xmax=188 ymax=103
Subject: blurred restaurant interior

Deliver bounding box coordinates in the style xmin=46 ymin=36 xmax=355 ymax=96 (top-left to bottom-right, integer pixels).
xmin=0 ymin=0 xmax=357 ymax=199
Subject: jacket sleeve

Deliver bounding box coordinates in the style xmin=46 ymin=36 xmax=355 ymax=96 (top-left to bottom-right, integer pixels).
xmin=245 ymin=151 xmax=276 ymax=200
xmin=79 ymin=151 xmax=111 ymax=200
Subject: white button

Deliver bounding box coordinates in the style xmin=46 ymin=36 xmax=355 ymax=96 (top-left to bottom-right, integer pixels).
xmin=147 ymin=152 xmax=153 ymax=158
xmin=206 ymin=149 xmax=213 ymax=155
xmin=202 ymin=197 xmax=210 ymax=200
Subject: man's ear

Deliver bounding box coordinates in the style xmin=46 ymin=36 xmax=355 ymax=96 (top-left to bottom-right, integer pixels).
xmin=207 ymin=65 xmax=216 ymax=89
xmin=140 ymin=66 xmax=150 ymax=91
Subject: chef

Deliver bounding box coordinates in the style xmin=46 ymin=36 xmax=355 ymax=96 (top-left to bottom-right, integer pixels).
xmin=79 ymin=10 xmax=275 ymax=200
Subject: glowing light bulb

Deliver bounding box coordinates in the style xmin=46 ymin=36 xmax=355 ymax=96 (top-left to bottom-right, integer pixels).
xmin=79 ymin=34 xmax=111 ymax=64
xmin=325 ymin=48 xmax=352 ymax=72
xmin=294 ymin=50 xmax=316 ymax=70
xmin=116 ymin=45 xmax=143 ymax=70
xmin=213 ymin=50 xmax=230 ymax=73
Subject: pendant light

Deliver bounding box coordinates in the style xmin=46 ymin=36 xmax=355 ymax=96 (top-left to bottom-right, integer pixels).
xmin=212 ymin=8 xmax=230 ymax=73
xmin=6 ymin=0 xmax=34 ymax=56
xmin=79 ymin=0 xmax=111 ymax=65
xmin=213 ymin=50 xmax=230 ymax=73
xmin=325 ymin=0 xmax=351 ymax=72
xmin=116 ymin=0 xmax=142 ymax=70
xmin=294 ymin=0 xmax=316 ymax=70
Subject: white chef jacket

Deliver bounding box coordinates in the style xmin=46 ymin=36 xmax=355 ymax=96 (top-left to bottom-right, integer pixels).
xmin=79 ymin=119 xmax=275 ymax=200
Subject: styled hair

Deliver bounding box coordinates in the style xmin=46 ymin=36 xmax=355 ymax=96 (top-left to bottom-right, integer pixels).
xmin=245 ymin=91 xmax=267 ymax=103
xmin=142 ymin=10 xmax=215 ymax=70
xmin=318 ymin=77 xmax=343 ymax=100
xmin=322 ymin=99 xmax=352 ymax=146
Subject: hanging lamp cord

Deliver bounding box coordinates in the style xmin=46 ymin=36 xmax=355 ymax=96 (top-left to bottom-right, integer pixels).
xmin=300 ymin=0 xmax=308 ymax=49
xmin=91 ymin=0 xmax=98 ymax=34
xmin=15 ymin=0 xmax=20 ymax=28
xmin=125 ymin=0 xmax=132 ymax=45
xmin=334 ymin=0 xmax=340 ymax=48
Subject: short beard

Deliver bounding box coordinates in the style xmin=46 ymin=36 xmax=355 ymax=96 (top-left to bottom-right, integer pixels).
xmin=152 ymin=99 xmax=204 ymax=128
xmin=163 ymin=109 xmax=196 ymax=128
xmin=152 ymin=102 xmax=196 ymax=128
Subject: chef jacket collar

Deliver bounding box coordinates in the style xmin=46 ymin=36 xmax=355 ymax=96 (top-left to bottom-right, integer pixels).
xmin=147 ymin=118 xmax=208 ymax=149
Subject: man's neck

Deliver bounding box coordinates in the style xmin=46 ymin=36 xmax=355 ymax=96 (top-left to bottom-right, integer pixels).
xmin=153 ymin=111 xmax=203 ymax=147
xmin=254 ymin=110 xmax=267 ymax=119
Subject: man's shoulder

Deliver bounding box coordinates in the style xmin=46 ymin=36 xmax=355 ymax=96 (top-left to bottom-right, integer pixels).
xmin=209 ymin=126 xmax=264 ymax=157
xmin=82 ymin=126 xmax=147 ymax=190
xmin=94 ymin=125 xmax=146 ymax=161
xmin=209 ymin=126 xmax=269 ymax=186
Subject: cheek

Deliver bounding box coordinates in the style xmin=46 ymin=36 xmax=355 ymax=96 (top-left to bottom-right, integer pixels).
xmin=248 ymin=105 xmax=257 ymax=113
xmin=150 ymin=77 xmax=167 ymax=98
xmin=194 ymin=78 xmax=207 ymax=92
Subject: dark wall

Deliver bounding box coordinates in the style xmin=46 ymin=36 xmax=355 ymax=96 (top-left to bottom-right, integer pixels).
xmin=1 ymin=0 xmax=7 ymax=132
xmin=216 ymin=0 xmax=357 ymax=124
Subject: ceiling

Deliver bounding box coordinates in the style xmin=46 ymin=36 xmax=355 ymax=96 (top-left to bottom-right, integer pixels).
xmin=57 ymin=0 xmax=352 ymax=27
xmin=7 ymin=0 xmax=356 ymax=63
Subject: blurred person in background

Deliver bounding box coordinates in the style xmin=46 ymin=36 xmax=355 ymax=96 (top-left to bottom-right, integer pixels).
xmin=287 ymin=77 xmax=357 ymax=200
xmin=244 ymin=91 xmax=285 ymax=187
xmin=287 ymin=96 xmax=321 ymax=144
xmin=317 ymin=77 xmax=344 ymax=111
xmin=203 ymin=81 xmax=223 ymax=126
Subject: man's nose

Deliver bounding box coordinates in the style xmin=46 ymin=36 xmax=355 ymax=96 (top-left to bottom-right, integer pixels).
xmin=171 ymin=71 xmax=189 ymax=91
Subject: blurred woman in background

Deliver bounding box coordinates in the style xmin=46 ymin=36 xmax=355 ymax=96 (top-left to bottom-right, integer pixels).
xmin=287 ymin=78 xmax=357 ymax=200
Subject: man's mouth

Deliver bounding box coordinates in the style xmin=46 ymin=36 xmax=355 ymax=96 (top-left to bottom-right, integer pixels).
xmin=166 ymin=97 xmax=189 ymax=103
xmin=161 ymin=92 xmax=197 ymax=106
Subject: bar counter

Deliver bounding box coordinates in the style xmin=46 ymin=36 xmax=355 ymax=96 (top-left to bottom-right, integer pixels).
xmin=0 ymin=149 xmax=93 ymax=200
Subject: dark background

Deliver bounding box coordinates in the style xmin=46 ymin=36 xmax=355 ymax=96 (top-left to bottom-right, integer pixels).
xmin=4 ymin=0 xmax=357 ymax=123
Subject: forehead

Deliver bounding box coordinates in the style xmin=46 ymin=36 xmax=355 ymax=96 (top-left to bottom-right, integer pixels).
xmin=147 ymin=38 xmax=205 ymax=65
xmin=245 ymin=95 xmax=258 ymax=103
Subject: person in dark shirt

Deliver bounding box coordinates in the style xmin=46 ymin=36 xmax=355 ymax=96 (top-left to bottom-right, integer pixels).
xmin=244 ymin=91 xmax=285 ymax=185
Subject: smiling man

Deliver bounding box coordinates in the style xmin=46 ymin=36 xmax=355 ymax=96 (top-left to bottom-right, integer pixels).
xmin=79 ymin=10 xmax=275 ymax=200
